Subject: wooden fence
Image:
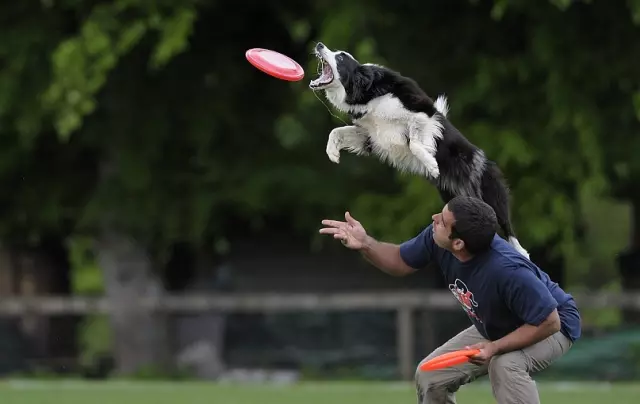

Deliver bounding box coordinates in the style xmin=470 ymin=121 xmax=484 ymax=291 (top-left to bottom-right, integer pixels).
xmin=1 ymin=290 xmax=639 ymax=380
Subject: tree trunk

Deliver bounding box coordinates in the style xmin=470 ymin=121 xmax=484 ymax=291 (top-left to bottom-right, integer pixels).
xmin=166 ymin=244 xmax=226 ymax=379
xmin=96 ymin=230 xmax=172 ymax=375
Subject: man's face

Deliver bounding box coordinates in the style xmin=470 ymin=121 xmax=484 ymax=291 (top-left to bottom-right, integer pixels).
xmin=432 ymin=205 xmax=464 ymax=252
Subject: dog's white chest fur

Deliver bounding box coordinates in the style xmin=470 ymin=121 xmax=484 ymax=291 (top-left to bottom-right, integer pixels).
xmin=358 ymin=95 xmax=411 ymax=150
xmin=340 ymin=94 xmax=444 ymax=179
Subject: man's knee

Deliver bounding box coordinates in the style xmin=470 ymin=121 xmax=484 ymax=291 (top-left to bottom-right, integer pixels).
xmin=415 ymin=360 xmax=449 ymax=396
xmin=489 ymin=352 xmax=540 ymax=403
xmin=415 ymin=362 xmax=445 ymax=392
xmin=488 ymin=351 xmax=527 ymax=381
xmin=414 ymin=370 xmax=450 ymax=404
xmin=414 ymin=361 xmax=465 ymax=404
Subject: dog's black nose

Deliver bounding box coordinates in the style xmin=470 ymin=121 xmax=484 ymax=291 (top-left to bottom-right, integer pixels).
xmin=316 ymin=42 xmax=325 ymax=51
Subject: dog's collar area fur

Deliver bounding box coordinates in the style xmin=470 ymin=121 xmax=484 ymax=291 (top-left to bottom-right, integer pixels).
xmin=349 ymin=110 xmax=367 ymax=120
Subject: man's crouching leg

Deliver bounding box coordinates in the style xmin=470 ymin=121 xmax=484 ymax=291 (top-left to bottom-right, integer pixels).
xmin=489 ymin=331 xmax=572 ymax=404
xmin=415 ymin=326 xmax=489 ymax=404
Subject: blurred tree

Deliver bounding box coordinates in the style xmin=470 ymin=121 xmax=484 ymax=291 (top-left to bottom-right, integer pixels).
xmin=2 ymin=0 xmax=640 ymax=375
xmin=482 ymin=0 xmax=640 ymax=322
xmin=12 ymin=0 xmax=393 ymax=376
xmin=0 ymin=0 xmax=99 ymax=364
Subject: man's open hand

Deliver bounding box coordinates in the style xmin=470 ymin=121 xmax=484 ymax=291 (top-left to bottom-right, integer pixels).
xmin=319 ymin=212 xmax=368 ymax=250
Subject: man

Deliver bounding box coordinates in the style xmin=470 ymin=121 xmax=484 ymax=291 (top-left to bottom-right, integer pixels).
xmin=319 ymin=196 xmax=581 ymax=404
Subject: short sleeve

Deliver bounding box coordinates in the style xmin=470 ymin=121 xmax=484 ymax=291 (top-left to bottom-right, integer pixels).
xmin=503 ymin=266 xmax=558 ymax=326
xmin=399 ymin=224 xmax=436 ymax=270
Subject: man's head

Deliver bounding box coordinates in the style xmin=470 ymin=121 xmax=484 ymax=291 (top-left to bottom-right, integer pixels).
xmin=431 ymin=196 xmax=498 ymax=255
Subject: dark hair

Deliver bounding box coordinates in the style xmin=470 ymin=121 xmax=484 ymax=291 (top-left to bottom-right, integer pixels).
xmin=447 ymin=196 xmax=498 ymax=255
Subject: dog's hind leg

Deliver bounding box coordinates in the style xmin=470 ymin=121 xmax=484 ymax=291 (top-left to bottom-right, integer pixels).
xmin=480 ymin=162 xmax=530 ymax=259
xmin=326 ymin=125 xmax=370 ymax=164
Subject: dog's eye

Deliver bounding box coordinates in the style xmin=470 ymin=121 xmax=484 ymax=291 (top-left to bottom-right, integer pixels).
xmin=336 ymin=54 xmax=343 ymax=61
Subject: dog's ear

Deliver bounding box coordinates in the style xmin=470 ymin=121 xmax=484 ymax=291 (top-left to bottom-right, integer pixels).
xmin=345 ymin=67 xmax=374 ymax=103
xmin=355 ymin=67 xmax=374 ymax=91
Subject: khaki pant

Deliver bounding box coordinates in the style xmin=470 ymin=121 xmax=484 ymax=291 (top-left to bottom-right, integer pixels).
xmin=415 ymin=326 xmax=572 ymax=404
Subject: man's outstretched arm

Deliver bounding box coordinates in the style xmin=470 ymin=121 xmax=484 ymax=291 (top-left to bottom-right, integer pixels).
xmin=319 ymin=212 xmax=432 ymax=277
xmin=360 ymin=236 xmax=417 ymax=277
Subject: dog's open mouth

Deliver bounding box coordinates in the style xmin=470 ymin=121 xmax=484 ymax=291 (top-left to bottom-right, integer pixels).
xmin=309 ymin=54 xmax=334 ymax=88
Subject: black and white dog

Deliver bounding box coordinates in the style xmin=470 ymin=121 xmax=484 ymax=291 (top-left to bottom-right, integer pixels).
xmin=309 ymin=42 xmax=529 ymax=258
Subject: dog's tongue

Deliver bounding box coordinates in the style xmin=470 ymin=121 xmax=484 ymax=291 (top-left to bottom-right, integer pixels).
xmin=322 ymin=63 xmax=331 ymax=76
xmin=311 ymin=63 xmax=332 ymax=86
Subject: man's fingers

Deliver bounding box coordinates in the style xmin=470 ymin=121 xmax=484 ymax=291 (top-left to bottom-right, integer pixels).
xmin=320 ymin=218 xmax=358 ymax=247
xmin=345 ymin=211 xmax=359 ymax=225
xmin=321 ymin=219 xmax=347 ymax=229
xmin=319 ymin=227 xmax=342 ymax=235
xmin=320 ymin=228 xmax=349 ymax=242
xmin=468 ymin=353 xmax=485 ymax=363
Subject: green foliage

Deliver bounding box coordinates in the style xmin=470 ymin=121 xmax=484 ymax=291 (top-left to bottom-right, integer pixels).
xmin=0 ymin=0 xmax=639 ymax=277
xmin=69 ymin=236 xmax=103 ymax=294
xmin=78 ymin=315 xmax=112 ymax=370
xmin=0 ymin=3 xmax=61 ymax=141
xmin=630 ymin=0 xmax=640 ymax=24
xmin=44 ymin=0 xmax=198 ymax=138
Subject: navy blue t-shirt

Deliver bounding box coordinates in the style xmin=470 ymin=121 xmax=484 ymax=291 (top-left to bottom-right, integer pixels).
xmin=399 ymin=224 xmax=581 ymax=342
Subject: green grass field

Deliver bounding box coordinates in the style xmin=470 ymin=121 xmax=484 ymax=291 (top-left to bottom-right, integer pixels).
xmin=1 ymin=380 xmax=639 ymax=404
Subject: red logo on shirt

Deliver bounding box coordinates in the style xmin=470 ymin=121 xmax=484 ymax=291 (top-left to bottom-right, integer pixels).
xmin=449 ymin=279 xmax=482 ymax=323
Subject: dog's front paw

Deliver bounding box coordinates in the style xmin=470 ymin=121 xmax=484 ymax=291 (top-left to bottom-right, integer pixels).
xmin=326 ymin=131 xmax=342 ymax=163
xmin=326 ymin=141 xmax=341 ymax=163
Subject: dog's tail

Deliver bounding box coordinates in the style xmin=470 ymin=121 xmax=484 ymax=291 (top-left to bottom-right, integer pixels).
xmin=434 ymin=95 xmax=449 ymax=118
xmin=507 ymin=236 xmax=530 ymax=259
xmin=502 ymin=220 xmax=530 ymax=260
xmin=481 ymin=162 xmax=530 ymax=260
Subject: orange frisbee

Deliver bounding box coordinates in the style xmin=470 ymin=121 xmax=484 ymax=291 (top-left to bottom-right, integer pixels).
xmin=419 ymin=349 xmax=481 ymax=372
